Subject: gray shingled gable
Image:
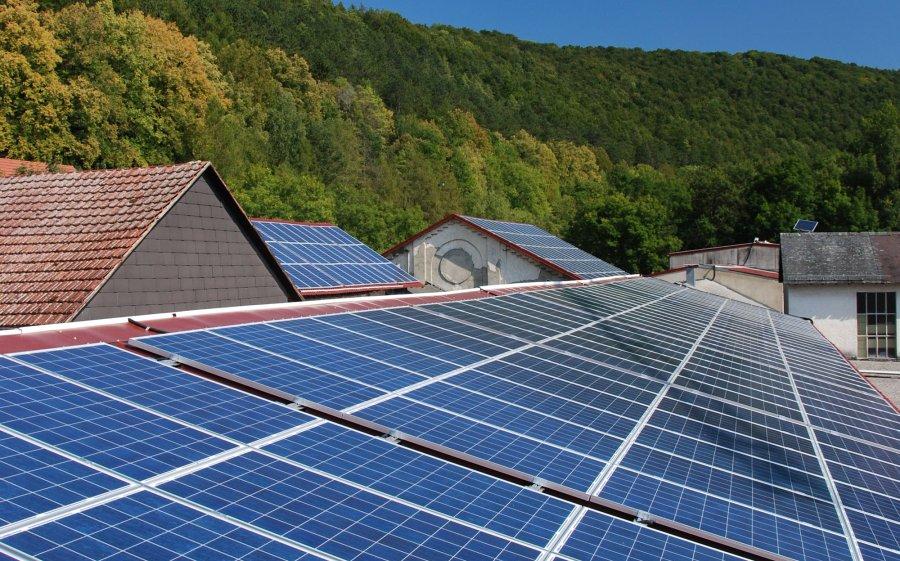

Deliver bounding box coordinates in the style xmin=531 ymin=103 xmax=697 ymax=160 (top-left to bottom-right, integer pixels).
xmin=781 ymin=231 xmax=900 ymax=284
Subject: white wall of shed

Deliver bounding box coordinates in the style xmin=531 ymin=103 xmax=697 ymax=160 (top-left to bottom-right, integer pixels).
xmin=785 ymin=283 xmax=900 ymax=358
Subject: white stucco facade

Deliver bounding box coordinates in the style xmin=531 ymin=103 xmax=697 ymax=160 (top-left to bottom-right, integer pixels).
xmin=386 ymin=220 xmax=566 ymax=291
xmin=785 ymin=283 xmax=900 ymax=358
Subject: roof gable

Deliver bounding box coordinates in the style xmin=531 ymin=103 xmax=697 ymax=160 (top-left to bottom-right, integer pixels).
xmin=0 ymin=161 xmax=209 ymax=326
xmin=781 ymin=231 xmax=900 ymax=284
xmin=384 ymin=214 xmax=626 ymax=280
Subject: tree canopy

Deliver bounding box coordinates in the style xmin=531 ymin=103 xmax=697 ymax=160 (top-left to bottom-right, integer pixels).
xmin=3 ymin=0 xmax=899 ymax=273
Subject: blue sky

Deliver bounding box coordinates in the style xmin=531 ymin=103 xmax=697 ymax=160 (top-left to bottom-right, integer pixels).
xmin=347 ymin=0 xmax=899 ymax=70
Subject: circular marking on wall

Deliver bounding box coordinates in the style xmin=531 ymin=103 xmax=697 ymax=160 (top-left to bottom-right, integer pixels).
xmin=438 ymin=247 xmax=475 ymax=285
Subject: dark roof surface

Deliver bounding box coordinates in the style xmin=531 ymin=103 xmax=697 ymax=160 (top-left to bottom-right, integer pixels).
xmin=0 ymin=162 xmax=209 ymax=326
xmin=781 ymin=231 xmax=900 ymax=284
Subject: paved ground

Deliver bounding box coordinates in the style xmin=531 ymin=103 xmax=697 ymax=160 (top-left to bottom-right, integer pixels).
xmin=852 ymin=360 xmax=900 ymax=409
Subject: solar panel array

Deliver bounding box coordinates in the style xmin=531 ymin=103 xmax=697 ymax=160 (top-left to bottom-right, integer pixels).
xmin=461 ymin=215 xmax=627 ymax=279
xmin=253 ymin=220 xmax=419 ymax=291
xmin=0 ymin=277 xmax=896 ymax=561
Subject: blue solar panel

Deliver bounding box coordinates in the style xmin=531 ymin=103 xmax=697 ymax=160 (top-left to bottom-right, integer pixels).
xmin=2 ymin=491 xmax=326 ymax=561
xmin=253 ymin=220 xmax=418 ymax=291
xmin=556 ymin=510 xmax=745 ymax=561
xmin=315 ymin=312 xmax=505 ymax=362
xmin=600 ymin=468 xmax=854 ymax=561
xmin=461 ymin=216 xmax=626 ymax=279
xmin=274 ymin=317 xmax=460 ymax=376
xmin=425 ymin=294 xmax=591 ymax=341
xmin=354 ymin=396 xmax=606 ymax=491
xmin=121 ymin=277 xmax=899 ymax=561
xmin=214 ymin=323 xmax=427 ymax=391
xmin=262 ymin=422 xmax=575 ymax=547
xmin=0 ymin=432 xmax=126 ymax=526
xmin=13 ymin=344 xmax=314 ymax=444
xmin=0 ymin=356 xmax=234 ymax=480
xmin=129 ymin=330 xmax=385 ymax=409
xmin=400 ymin=382 xmax=623 ymax=459
xmin=159 ymin=452 xmax=542 ymax=561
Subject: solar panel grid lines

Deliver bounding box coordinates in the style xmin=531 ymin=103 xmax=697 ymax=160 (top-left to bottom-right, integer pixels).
xmin=765 ymin=311 xmax=866 ymax=561
xmin=295 ymin=313 xmax=493 ymax=366
xmin=651 ymin=397 xmax=823 ymax=474
xmin=0 ymin=356 xmax=237 ymax=482
xmin=550 ymin=510 xmax=749 ymax=561
xmin=273 ymin=317 xmax=462 ymax=377
xmin=417 ymin=294 xmax=598 ymax=339
xmin=337 ymin=308 xmax=525 ymax=355
xmin=415 ymin=300 xmax=569 ymax=343
xmin=10 ymin=343 xmax=317 ymax=445
xmin=596 ymin=298 xmax=860 ymax=555
xmin=156 ymin=451 xmax=546 ymax=561
xmin=129 ymin=329 xmax=389 ymax=410
xmin=353 ymin=396 xmax=609 ymax=492
xmin=635 ymin=416 xmax=831 ymax=498
xmin=0 ymin=350 xmax=318 ymax=458
xmin=260 ymin=321 xmax=444 ymax=381
xmin=252 ymin=220 xmax=418 ymax=291
xmin=2 ymin=490 xmax=334 ymax=561
xmin=0 ymin=431 xmax=129 ymax=529
xmin=338 ymin=285 xmax=691 ymax=416
xmin=790 ymin=366 xmax=880 ymax=399
xmin=234 ymin=438 xmax=566 ymax=556
xmin=608 ymin=447 xmax=846 ymax=534
xmin=584 ymin=299 xmax=729 ymax=497
xmin=815 ymin=432 xmax=900 ymax=494
xmin=445 ymin=368 xmax=651 ymax=433
xmin=385 ymin=382 xmax=624 ymax=461
xmin=664 ymin=380 xmax=816 ymax=432
xmin=260 ymin=423 xmax=578 ymax=549
xmin=216 ymin=323 xmax=431 ymax=392
xmin=630 ymin=424 xmax=835 ymax=504
xmin=459 ymin=216 xmax=626 ymax=280
xmin=0 ymin=423 xmax=140 ymax=539
xmin=0 ymin=349 xmax=558 ymax=561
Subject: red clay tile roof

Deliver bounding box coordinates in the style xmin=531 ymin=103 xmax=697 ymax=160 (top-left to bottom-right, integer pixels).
xmin=0 ymin=161 xmax=209 ymax=327
xmin=0 ymin=158 xmax=76 ymax=177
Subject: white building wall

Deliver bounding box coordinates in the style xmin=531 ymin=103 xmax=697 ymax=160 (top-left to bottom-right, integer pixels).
xmin=785 ymin=283 xmax=900 ymax=358
xmin=669 ymin=244 xmax=780 ymax=272
xmin=387 ymin=220 xmax=566 ymax=291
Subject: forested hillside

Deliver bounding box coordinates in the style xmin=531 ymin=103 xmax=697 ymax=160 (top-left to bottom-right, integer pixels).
xmin=4 ymin=0 xmax=899 ymax=272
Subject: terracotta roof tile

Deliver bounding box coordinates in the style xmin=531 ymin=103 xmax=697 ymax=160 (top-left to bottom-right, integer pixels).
xmin=0 ymin=161 xmax=208 ymax=327
xmin=0 ymin=158 xmax=76 ymax=177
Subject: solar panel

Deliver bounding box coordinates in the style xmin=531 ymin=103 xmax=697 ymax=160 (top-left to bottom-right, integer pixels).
xmin=262 ymin=422 xmax=576 ymax=548
xmin=1 ymin=491 xmax=328 ymax=561
xmin=0 ymin=432 xmax=126 ymax=526
xmin=253 ymin=220 xmax=418 ymax=291
xmin=794 ymin=219 xmax=819 ymax=232
xmin=557 ymin=510 xmax=744 ymax=561
xmin=158 ymin=451 xmax=543 ymax=561
xmin=0 ymin=356 xmax=235 ymax=480
xmin=13 ymin=344 xmax=315 ymax=444
xmin=461 ymin=215 xmax=627 ymax=279
xmin=12 ymin=276 xmax=899 ymax=560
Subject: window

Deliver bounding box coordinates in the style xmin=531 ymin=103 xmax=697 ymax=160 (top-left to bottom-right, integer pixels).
xmin=857 ymin=292 xmax=897 ymax=359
